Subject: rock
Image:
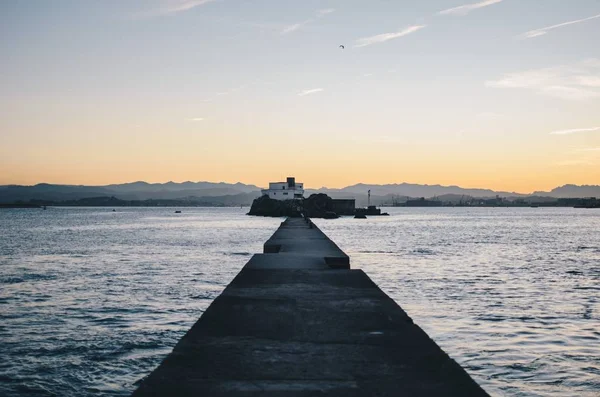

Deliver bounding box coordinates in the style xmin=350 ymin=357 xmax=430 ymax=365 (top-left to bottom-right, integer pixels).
xmin=323 ymin=211 xmax=339 ymax=219
xmin=248 ymin=194 xmax=340 ymax=218
xmin=303 ymin=194 xmax=338 ymax=218
xmin=247 ymin=195 xmax=302 ymax=217
xmin=355 ymin=205 xmax=387 ymax=216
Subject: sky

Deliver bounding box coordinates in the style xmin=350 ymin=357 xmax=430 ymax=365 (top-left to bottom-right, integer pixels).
xmin=1 ymin=0 xmax=599 ymax=193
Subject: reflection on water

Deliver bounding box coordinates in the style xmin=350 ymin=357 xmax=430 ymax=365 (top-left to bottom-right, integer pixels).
xmin=0 ymin=207 xmax=280 ymax=396
xmin=1 ymin=207 xmax=599 ymax=396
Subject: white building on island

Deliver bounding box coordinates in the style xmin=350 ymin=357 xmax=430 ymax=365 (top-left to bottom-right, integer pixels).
xmin=261 ymin=177 xmax=304 ymax=201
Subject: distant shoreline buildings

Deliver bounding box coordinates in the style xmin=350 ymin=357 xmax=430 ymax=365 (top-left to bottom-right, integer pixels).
xmin=261 ymin=177 xmax=304 ymax=201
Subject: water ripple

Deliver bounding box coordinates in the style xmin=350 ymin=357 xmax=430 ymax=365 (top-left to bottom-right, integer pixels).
xmin=1 ymin=207 xmax=599 ymax=396
xmin=314 ymin=207 xmax=600 ymax=397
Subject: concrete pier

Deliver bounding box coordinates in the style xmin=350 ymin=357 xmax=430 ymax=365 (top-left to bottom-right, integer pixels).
xmin=132 ymin=218 xmax=489 ymax=396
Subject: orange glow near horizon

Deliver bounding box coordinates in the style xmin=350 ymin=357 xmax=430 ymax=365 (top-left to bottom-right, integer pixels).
xmin=2 ymin=141 xmax=598 ymax=194
xmin=2 ymin=113 xmax=598 ymax=193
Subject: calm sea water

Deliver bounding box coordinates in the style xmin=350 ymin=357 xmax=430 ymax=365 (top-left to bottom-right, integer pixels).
xmin=0 ymin=207 xmax=598 ymax=396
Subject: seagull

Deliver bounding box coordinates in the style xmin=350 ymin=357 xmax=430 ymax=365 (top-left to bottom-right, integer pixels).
xmin=339 ymin=45 xmax=345 ymax=49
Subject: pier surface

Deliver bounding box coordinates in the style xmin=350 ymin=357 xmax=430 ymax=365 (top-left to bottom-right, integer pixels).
xmin=133 ymin=218 xmax=489 ymax=396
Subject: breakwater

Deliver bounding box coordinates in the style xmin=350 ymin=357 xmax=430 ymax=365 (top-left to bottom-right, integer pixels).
xmin=132 ymin=217 xmax=489 ymax=396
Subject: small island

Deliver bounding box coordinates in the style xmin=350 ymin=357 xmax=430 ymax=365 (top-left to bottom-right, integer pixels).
xmin=247 ymin=177 xmax=388 ymax=218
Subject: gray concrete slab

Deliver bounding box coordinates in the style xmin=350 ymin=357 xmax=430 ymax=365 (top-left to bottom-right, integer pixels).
xmin=245 ymin=254 xmax=326 ymax=270
xmin=132 ymin=218 xmax=489 ymax=396
xmin=262 ymin=218 xmax=349 ymax=269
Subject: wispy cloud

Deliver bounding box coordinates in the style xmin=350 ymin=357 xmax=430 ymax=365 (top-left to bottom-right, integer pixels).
xmin=187 ymin=117 xmax=205 ymax=121
xmin=521 ymin=13 xmax=600 ymax=39
xmin=439 ymin=0 xmax=503 ymax=16
xmin=354 ymin=25 xmax=426 ymax=48
xmin=550 ymin=127 xmax=600 ymax=135
xmin=575 ymin=147 xmax=600 ymax=152
xmin=281 ymin=23 xmax=304 ymax=34
xmin=134 ymin=0 xmax=217 ymax=18
xmin=486 ymin=59 xmax=600 ymax=101
xmin=317 ymin=8 xmax=335 ymax=17
xmin=281 ymin=8 xmax=335 ymax=35
xmin=557 ymin=160 xmax=594 ymax=166
xmin=577 ymin=76 xmax=600 ymax=87
xmin=298 ymin=88 xmax=324 ymax=96
xmin=199 ymin=80 xmax=270 ymax=103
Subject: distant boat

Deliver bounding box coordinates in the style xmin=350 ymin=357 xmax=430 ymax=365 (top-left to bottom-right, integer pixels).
xmin=175 ymin=210 xmax=182 ymax=213
xmin=112 ymin=209 xmax=116 ymax=212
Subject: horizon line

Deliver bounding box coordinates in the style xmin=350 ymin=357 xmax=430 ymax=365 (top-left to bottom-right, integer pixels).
xmin=0 ymin=179 xmax=595 ymax=196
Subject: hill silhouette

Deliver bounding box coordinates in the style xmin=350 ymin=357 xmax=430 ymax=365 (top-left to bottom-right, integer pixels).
xmin=1 ymin=181 xmax=598 ymax=206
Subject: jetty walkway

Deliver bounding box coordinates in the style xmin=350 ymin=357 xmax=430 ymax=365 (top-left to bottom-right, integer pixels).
xmin=132 ymin=217 xmax=489 ymax=396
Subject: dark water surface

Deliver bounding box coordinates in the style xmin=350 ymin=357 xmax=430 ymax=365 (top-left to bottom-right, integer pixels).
xmin=1 ymin=207 xmax=599 ymax=396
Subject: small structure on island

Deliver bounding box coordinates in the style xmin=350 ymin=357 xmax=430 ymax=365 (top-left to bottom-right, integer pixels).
xmin=261 ymin=177 xmax=304 ymax=200
xmin=250 ymin=178 xmax=394 ymax=218
xmin=355 ymin=205 xmax=389 ymax=217
xmin=331 ymin=198 xmax=356 ymax=216
xmin=406 ymin=197 xmax=443 ymax=207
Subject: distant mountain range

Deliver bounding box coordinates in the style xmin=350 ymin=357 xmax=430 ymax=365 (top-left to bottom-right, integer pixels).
xmin=1 ymin=181 xmax=599 ymax=206
xmin=309 ymin=183 xmax=599 ymax=206
xmin=0 ymin=181 xmax=262 ymax=205
xmin=313 ymin=183 xmax=526 ymax=198
xmin=533 ymin=184 xmax=600 ymax=198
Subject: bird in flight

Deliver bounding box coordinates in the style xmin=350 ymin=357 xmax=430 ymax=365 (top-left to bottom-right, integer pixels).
xmin=339 ymin=45 xmax=345 ymax=49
